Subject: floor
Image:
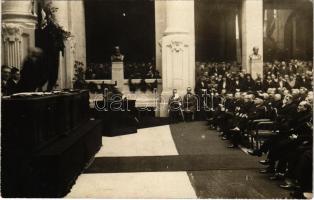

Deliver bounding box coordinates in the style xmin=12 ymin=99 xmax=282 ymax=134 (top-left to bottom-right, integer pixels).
xmin=66 ymin=121 xmax=290 ymax=198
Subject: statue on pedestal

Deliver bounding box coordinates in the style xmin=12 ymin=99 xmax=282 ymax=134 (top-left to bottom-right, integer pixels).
xmin=111 ymin=46 xmax=124 ymax=62
xmin=249 ymin=46 xmax=262 ymax=61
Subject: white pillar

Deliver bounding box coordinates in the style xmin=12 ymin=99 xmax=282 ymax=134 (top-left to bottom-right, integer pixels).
xmin=241 ymin=0 xmax=263 ymax=78
xmin=1 ymin=0 xmax=37 ymax=68
xmin=159 ymin=0 xmax=195 ymax=117
xmin=49 ymin=0 xmax=86 ymax=89
xmin=155 ymin=0 xmax=167 ymax=73
xmin=48 ymin=0 xmax=71 ymax=89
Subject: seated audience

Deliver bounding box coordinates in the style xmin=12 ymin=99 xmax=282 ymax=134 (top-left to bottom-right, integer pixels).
xmin=195 ymin=59 xmax=312 ymax=198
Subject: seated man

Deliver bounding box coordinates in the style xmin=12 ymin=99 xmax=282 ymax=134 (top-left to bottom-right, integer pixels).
xmin=1 ymin=65 xmax=11 ymax=96
xmin=6 ymin=67 xmax=20 ymax=95
xmin=168 ymin=89 xmax=183 ymax=123
xmin=258 ymin=101 xmax=312 ymax=175
xmin=182 ymin=87 xmax=198 ymax=121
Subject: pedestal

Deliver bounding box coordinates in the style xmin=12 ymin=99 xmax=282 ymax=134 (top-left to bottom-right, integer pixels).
xmin=250 ymin=60 xmax=263 ymax=79
xmin=111 ymin=62 xmax=124 ymax=91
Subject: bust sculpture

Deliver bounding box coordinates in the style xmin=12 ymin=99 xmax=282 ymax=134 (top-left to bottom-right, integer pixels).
xmin=249 ymin=46 xmax=262 ymax=61
xmin=111 ymin=46 xmax=124 ymax=62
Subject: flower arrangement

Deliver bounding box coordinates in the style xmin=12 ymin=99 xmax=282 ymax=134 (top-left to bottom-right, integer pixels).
xmin=38 ymin=1 xmax=71 ymax=53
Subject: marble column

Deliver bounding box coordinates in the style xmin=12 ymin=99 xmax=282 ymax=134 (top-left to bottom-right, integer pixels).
xmin=241 ymin=0 xmax=263 ymax=79
xmin=159 ymin=0 xmax=195 ymax=117
xmin=48 ymin=0 xmax=86 ymax=89
xmin=1 ymin=0 xmax=37 ymax=68
xmin=154 ymin=1 xmax=167 ymax=74
xmin=46 ymin=0 xmax=71 ymax=89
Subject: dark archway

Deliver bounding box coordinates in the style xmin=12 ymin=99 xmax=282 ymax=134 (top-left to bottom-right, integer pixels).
xmin=84 ymin=0 xmax=155 ymax=63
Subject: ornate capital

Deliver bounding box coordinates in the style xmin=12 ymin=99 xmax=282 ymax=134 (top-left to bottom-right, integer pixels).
xmin=167 ymin=40 xmax=188 ymax=52
xmin=2 ymin=23 xmax=22 ymax=42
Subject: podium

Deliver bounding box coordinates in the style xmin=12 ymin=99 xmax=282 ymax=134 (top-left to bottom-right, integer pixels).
xmin=1 ymin=91 xmax=102 ymax=197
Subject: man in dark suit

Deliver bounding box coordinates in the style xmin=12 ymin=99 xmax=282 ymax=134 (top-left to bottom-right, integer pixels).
xmin=6 ymin=67 xmax=20 ymax=95
xmin=243 ymin=75 xmax=255 ymax=91
xmin=230 ymin=76 xmax=243 ymax=92
xmin=17 ymin=47 xmax=46 ymax=92
xmin=1 ymin=65 xmax=11 ymax=96
xmin=296 ymin=75 xmax=311 ymax=90
xmin=217 ymin=76 xmax=230 ymax=93
xmin=183 ymin=87 xmax=198 ymax=121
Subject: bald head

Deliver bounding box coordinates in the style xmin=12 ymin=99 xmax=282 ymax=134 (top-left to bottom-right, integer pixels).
xmin=274 ymin=94 xmax=282 ymax=101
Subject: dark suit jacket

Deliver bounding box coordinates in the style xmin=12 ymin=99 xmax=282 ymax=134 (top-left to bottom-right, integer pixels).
xmin=6 ymin=79 xmax=19 ymax=95
xmin=217 ymin=80 xmax=231 ymax=92
xmin=18 ymin=57 xmax=45 ymax=92
xmin=243 ymin=80 xmax=256 ymax=91
xmin=230 ymin=80 xmax=244 ymax=92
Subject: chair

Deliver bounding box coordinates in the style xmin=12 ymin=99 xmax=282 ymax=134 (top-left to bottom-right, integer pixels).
xmin=250 ymin=120 xmax=276 ymax=150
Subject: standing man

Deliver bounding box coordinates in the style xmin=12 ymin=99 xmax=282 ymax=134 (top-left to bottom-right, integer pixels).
xmin=17 ymin=47 xmax=46 ymax=92
xmin=183 ymin=87 xmax=198 ymax=121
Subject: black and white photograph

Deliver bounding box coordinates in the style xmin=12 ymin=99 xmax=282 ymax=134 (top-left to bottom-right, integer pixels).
xmin=1 ymin=0 xmax=313 ymax=198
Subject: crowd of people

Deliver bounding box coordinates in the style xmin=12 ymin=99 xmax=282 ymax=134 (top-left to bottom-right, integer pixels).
xmin=195 ymin=60 xmax=312 ymax=94
xmin=168 ymin=59 xmax=313 ymax=198
xmin=206 ymin=86 xmax=313 ymax=198
xmin=1 ymin=66 xmax=21 ymax=96
xmin=124 ymin=62 xmax=161 ymax=79
xmin=85 ymin=62 xmax=161 ymax=80
xmin=85 ymin=63 xmax=112 ymax=80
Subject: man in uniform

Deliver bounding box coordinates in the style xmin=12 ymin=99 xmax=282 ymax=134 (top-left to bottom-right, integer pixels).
xmin=182 ymin=87 xmax=198 ymax=121
xmin=168 ymin=89 xmax=183 ymax=123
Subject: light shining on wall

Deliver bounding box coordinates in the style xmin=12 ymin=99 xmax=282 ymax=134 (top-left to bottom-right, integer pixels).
xmin=235 ymin=14 xmax=239 ymax=40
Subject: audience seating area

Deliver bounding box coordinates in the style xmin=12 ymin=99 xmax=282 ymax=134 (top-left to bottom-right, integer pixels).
xmin=195 ymin=60 xmax=312 ymax=94
xmin=169 ymin=59 xmax=313 ymax=199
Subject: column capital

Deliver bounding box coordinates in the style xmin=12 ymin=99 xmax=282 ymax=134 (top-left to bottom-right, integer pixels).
xmin=166 ymin=39 xmax=190 ymax=53
xmin=2 ymin=23 xmax=23 ymax=42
